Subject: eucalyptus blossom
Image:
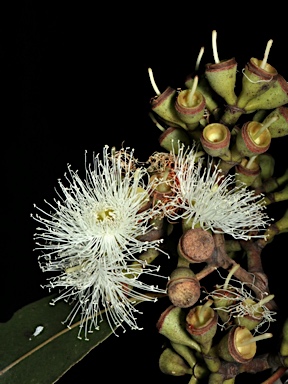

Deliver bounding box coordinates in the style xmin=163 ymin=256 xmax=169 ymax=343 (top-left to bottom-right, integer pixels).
xmin=159 ymin=143 xmax=271 ymax=240
xmin=33 ymin=146 xmax=167 ymax=340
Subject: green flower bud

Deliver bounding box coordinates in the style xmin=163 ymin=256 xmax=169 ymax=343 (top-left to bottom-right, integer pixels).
xmin=174 ymin=82 xmax=206 ymax=130
xmin=150 ymin=86 xmax=187 ymax=129
xmin=200 ymin=123 xmax=231 ymax=158
xmin=236 ymin=57 xmax=277 ymax=109
xmin=170 ymin=341 xmax=197 ymax=368
xmin=186 ymin=302 xmax=218 ymax=354
xmin=235 ymin=160 xmax=261 ymax=187
xmin=156 ymin=305 xmax=201 ymax=352
xmin=245 ymin=74 xmax=288 ymax=112
xmin=280 ymin=318 xmax=288 ymax=356
xmin=236 ymin=121 xmax=271 ymax=157
xmin=217 ymin=326 xmax=257 ymax=363
xmin=258 ymin=153 xmax=275 ymax=180
xmin=205 ymin=58 xmax=238 ymax=106
xmin=158 ymin=127 xmax=191 ymax=153
xmin=159 ymin=347 xmax=192 ymax=376
xmin=262 ymin=106 xmax=288 ymax=138
xmin=185 ymin=75 xmax=220 ymax=117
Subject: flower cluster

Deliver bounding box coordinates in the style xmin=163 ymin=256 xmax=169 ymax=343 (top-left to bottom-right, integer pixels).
xmin=33 ymin=137 xmax=273 ymax=340
xmin=149 ymin=142 xmax=270 ymax=240
xmin=33 ymin=146 xmax=167 ymax=339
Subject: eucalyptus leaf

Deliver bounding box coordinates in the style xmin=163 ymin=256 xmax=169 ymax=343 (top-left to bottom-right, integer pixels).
xmin=0 ymin=294 xmax=116 ymax=384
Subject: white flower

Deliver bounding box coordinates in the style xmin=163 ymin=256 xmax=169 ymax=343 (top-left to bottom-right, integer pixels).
xmin=205 ymin=269 xmax=276 ymax=334
xmin=32 ymin=146 xmax=167 ymax=340
xmin=161 ymin=143 xmax=270 ymax=240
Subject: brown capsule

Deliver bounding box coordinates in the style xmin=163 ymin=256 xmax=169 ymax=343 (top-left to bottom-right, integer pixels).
xmin=167 ymin=267 xmax=201 ymax=308
xmin=178 ymin=228 xmax=215 ymax=263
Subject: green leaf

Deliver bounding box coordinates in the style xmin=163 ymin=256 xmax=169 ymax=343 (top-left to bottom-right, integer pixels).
xmin=0 ymin=294 xmax=115 ymax=384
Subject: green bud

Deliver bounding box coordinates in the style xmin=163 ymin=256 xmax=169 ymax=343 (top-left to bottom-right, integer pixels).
xmin=236 ymin=58 xmax=277 ymax=109
xmin=235 ymin=160 xmax=261 ymax=187
xmin=170 ymin=341 xmax=197 ymax=368
xmin=280 ymin=318 xmax=288 ymax=356
xmin=156 ymin=305 xmax=202 ymax=352
xmin=236 ymin=121 xmax=271 ymax=157
xmin=185 ymin=76 xmax=220 ymax=117
xmin=186 ymin=302 xmax=218 ymax=354
xmin=159 ymin=347 xmax=192 ymax=376
xmin=245 ymin=74 xmax=288 ymax=112
xmin=200 ymin=123 xmax=231 ymax=158
xmin=158 ymin=127 xmax=191 ymax=153
xmin=258 ymin=153 xmax=275 ymax=180
xmin=217 ymin=326 xmax=256 ymax=363
xmin=151 ymin=86 xmax=187 ymax=129
xmin=205 ymin=58 xmax=238 ymax=105
xmin=174 ymin=88 xmax=206 ymax=129
xmin=262 ymin=106 xmax=288 ymax=138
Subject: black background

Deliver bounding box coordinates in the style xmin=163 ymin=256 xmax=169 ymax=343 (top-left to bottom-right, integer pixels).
xmin=3 ymin=3 xmax=288 ymax=383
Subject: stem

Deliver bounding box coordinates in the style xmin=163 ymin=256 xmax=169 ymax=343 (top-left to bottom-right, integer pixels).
xmin=238 ymin=333 xmax=273 ymax=347
xmin=260 ymin=39 xmax=273 ymax=69
xmin=148 ymin=67 xmax=161 ymax=96
xmin=223 ymin=264 xmax=240 ymax=290
xmin=252 ymin=116 xmax=278 ymax=140
xmin=261 ymin=367 xmax=288 ymax=384
xmin=195 ymin=265 xmax=218 ymax=281
xmin=148 ymin=112 xmax=165 ymax=132
xmin=195 ymin=46 xmax=205 ymax=71
xmin=212 ymin=30 xmax=220 ymax=64
xmin=187 ymin=75 xmax=199 ymax=107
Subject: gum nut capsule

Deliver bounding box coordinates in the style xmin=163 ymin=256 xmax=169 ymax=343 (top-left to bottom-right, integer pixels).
xmin=167 ymin=267 xmax=201 ymax=308
xmin=177 ymin=228 xmax=215 ymax=263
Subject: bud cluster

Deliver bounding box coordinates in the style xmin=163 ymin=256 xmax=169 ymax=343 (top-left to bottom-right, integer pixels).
xmin=148 ymin=30 xmax=288 ymax=383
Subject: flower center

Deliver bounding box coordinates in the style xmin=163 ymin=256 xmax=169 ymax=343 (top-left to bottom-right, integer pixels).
xmin=96 ymin=208 xmax=115 ymax=222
